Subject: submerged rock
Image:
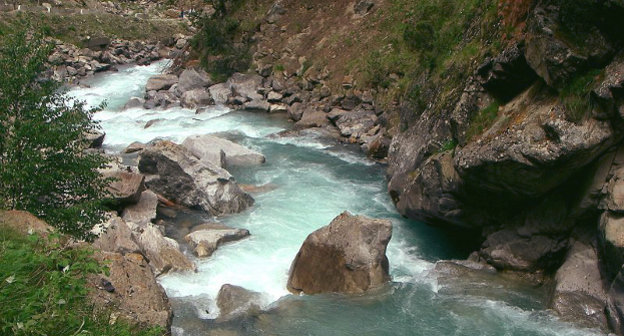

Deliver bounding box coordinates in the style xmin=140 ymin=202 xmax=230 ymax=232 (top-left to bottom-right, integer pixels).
xmin=182 ymin=134 xmax=266 ymax=168
xmin=287 ymin=211 xmax=392 ymax=294
xmin=185 ymin=223 xmax=250 ymax=257
xmin=138 ymin=140 xmax=254 ymax=215
xmin=216 ymin=284 xmax=263 ymax=322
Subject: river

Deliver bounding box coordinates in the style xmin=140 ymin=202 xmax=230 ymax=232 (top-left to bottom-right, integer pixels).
xmin=68 ymin=60 xmax=604 ymax=336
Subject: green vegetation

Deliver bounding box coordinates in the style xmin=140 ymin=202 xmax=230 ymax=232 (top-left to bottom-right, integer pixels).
xmin=0 ymin=227 xmax=165 ymax=336
xmin=191 ymin=0 xmax=256 ymax=81
xmin=559 ymin=69 xmax=602 ymax=123
xmin=0 ymin=12 xmax=189 ymax=46
xmin=438 ymin=138 xmax=458 ymax=153
xmin=466 ymin=101 xmax=500 ymax=141
xmin=358 ymin=0 xmax=500 ymax=119
xmin=0 ymin=29 xmax=110 ymax=240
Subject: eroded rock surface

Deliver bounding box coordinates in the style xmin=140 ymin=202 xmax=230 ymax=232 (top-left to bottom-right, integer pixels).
xmin=287 ymin=211 xmax=392 ymax=294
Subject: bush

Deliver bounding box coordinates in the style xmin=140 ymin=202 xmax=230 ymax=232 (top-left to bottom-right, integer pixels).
xmin=0 ymin=29 xmax=110 ymax=240
xmin=559 ymin=69 xmax=602 ymax=124
xmin=0 ymin=227 xmax=165 ymax=336
xmin=466 ymin=101 xmax=500 ymax=141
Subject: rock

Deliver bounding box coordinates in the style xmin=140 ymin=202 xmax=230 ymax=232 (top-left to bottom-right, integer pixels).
xmin=181 ymin=88 xmax=214 ymax=108
xmin=86 ymin=130 xmax=105 ymax=148
xmin=288 ymin=102 xmax=304 ymax=121
xmin=479 ymin=229 xmax=567 ymax=272
xmin=550 ymin=241 xmax=608 ymax=330
xmin=267 ymin=91 xmax=282 ymax=103
xmin=124 ymin=141 xmax=146 ymax=154
xmin=216 ymin=284 xmax=262 ymax=322
xmin=92 ymin=214 xmax=140 ymax=254
xmin=524 ymin=5 xmax=613 ymax=89
xmin=182 ymin=134 xmax=266 ymax=168
xmin=89 ymin=251 xmax=172 ymax=328
xmin=600 ymin=212 xmax=624 ymax=279
xmin=66 ymin=66 xmax=77 ymax=76
xmin=269 ymin=103 xmax=289 ymax=113
xmin=287 ymin=211 xmax=392 ymax=294
xmin=176 ymin=38 xmax=187 ymax=49
xmin=243 ymin=99 xmax=270 ymax=112
xmin=132 ymin=223 xmax=195 ymax=275
xmin=294 ymin=107 xmax=330 ymax=129
xmin=122 ymin=190 xmax=158 ymax=227
xmin=208 ymin=83 xmax=232 ymax=105
xmin=146 ymin=74 xmax=178 ymax=92
xmin=105 ymin=170 xmax=145 ymax=205
xmin=601 ymin=167 xmax=624 ymax=213
xmin=354 ymin=0 xmax=374 ymax=15
xmin=0 ymin=210 xmax=54 ymax=236
xmin=85 ymin=36 xmax=111 ymax=51
xmin=178 ymin=68 xmax=213 ymax=93
xmin=340 ymin=94 xmax=362 ymax=110
xmin=144 ymin=119 xmax=164 ymax=129
xmin=138 ymin=141 xmax=254 ymax=215
xmin=329 ymin=108 xmax=377 ymax=138
xmin=185 ymin=223 xmax=250 ymax=257
xmin=227 ymin=73 xmax=263 ymax=101
xmin=123 ymin=97 xmax=145 ymax=110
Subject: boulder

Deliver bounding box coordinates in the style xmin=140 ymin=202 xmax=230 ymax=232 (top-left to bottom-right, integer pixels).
xmin=244 ymin=99 xmax=270 ymax=112
xmin=181 ymin=88 xmax=214 ymax=108
xmin=122 ymin=190 xmax=158 ymax=227
xmin=287 ymin=211 xmax=392 ymax=294
xmin=227 ymin=73 xmax=263 ymax=101
xmin=178 ymin=68 xmax=213 ymax=93
xmin=86 ymin=130 xmax=105 ymax=148
xmin=294 ymin=107 xmax=330 ymax=129
xmin=85 ymin=36 xmax=111 ymax=51
xmin=182 ymin=134 xmax=266 ymax=168
xmin=138 ymin=141 xmax=254 ymax=215
xmin=479 ymin=229 xmax=567 ymax=272
xmin=105 ymin=170 xmax=145 ymax=205
xmin=216 ymin=284 xmax=263 ymax=322
xmin=354 ymin=0 xmax=374 ymax=15
xmin=328 ymin=108 xmax=377 ymax=138
xmin=185 ymin=223 xmax=250 ymax=257
xmin=132 ymin=223 xmax=195 ymax=275
xmin=89 ymin=251 xmax=172 ymax=328
xmin=208 ymin=83 xmax=232 ymax=105
xmin=92 ymin=214 xmax=140 ymax=254
xmin=124 ymin=141 xmax=146 ymax=154
xmin=550 ymin=241 xmax=608 ymax=330
xmin=146 ymin=74 xmax=178 ymax=92
xmin=524 ymin=5 xmax=613 ymax=89
xmin=123 ymin=97 xmax=145 ymax=110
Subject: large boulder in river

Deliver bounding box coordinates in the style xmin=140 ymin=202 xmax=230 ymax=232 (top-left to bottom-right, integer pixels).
xmin=146 ymin=74 xmax=178 ymax=92
xmin=138 ymin=140 xmax=254 ymax=215
xmin=287 ymin=211 xmax=392 ymax=294
xmin=185 ymin=223 xmax=250 ymax=257
xmin=550 ymin=241 xmax=608 ymax=330
xmin=182 ymin=134 xmax=266 ymax=168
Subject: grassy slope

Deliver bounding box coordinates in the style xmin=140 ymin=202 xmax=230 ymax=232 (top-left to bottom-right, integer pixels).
xmin=230 ymin=0 xmax=501 ymax=131
xmin=0 ymin=226 xmax=165 ymax=336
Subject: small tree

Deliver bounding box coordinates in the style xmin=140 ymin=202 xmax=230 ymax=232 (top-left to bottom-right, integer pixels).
xmin=0 ymin=29 xmax=110 ymax=240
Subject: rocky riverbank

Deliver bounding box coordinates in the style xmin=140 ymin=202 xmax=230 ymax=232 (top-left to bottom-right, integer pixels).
xmin=45 ymin=34 xmax=190 ymax=84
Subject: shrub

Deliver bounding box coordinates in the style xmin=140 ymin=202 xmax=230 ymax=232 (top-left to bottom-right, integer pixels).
xmin=0 ymin=29 xmax=110 ymax=240
xmin=559 ymin=69 xmax=602 ymax=123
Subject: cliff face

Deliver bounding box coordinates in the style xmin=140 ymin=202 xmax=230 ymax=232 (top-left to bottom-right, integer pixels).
xmin=388 ymin=0 xmax=624 ymax=331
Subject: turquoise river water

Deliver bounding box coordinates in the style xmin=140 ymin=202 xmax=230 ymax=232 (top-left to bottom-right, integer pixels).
xmin=67 ymin=61 xmax=605 ymax=336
